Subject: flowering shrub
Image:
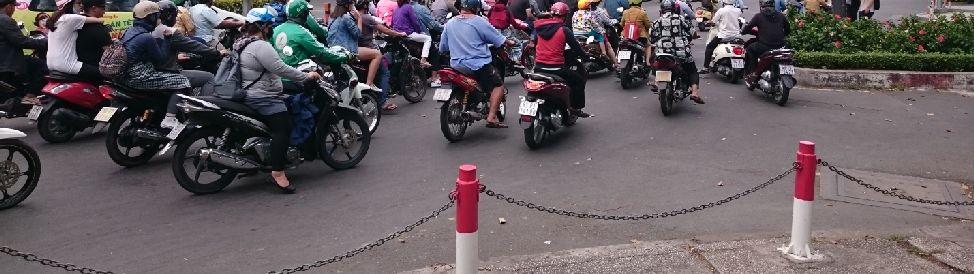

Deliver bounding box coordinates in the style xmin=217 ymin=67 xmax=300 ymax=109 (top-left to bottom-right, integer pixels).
xmin=787 ymin=12 xmax=974 ymax=54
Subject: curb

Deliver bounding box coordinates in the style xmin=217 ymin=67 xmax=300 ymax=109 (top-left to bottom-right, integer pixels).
xmin=794 ymin=67 xmax=974 ymax=92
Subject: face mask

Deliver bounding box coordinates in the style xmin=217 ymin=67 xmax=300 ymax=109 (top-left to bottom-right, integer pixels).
xmin=38 ymin=19 xmax=48 ymax=28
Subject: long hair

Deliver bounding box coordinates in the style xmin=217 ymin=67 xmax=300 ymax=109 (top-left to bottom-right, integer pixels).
xmin=46 ymin=0 xmax=74 ymax=31
xmin=331 ymin=4 xmax=351 ymax=19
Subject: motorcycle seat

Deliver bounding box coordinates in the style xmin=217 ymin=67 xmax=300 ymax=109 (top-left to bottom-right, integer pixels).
xmin=47 ymin=71 xmax=91 ymax=83
xmin=526 ymin=72 xmax=564 ymax=83
xmin=193 ymin=96 xmax=259 ymax=116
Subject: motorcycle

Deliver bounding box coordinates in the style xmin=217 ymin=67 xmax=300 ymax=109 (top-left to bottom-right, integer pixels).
xmin=651 ymin=53 xmax=692 ymax=116
xmin=166 ymin=62 xmax=371 ymax=194
xmin=378 ymin=35 xmax=430 ymax=103
xmin=95 ymin=84 xmax=175 ymax=167
xmin=335 ymin=60 xmax=383 ymax=134
xmin=706 ymin=18 xmax=747 ymax=83
xmin=434 ymin=54 xmax=508 ymax=142
xmin=518 ymin=68 xmax=581 ymax=149
xmin=745 ymin=45 xmax=796 ymax=106
xmin=576 ymin=36 xmax=614 ymax=76
xmin=694 ymin=0 xmax=717 ymax=32
xmin=27 ymin=72 xmax=111 ymax=143
xmin=616 ymin=38 xmax=651 ymax=89
xmin=0 ymin=128 xmax=41 ymax=210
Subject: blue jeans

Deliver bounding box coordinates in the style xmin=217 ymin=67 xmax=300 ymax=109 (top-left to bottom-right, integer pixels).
xmin=377 ymin=54 xmax=392 ymax=105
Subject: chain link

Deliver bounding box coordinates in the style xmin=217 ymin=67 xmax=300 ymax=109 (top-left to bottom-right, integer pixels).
xmin=819 ymin=160 xmax=974 ymax=206
xmin=268 ymin=197 xmax=456 ymax=274
xmin=480 ymin=163 xmax=799 ymax=220
xmin=0 ymin=246 xmax=114 ymax=274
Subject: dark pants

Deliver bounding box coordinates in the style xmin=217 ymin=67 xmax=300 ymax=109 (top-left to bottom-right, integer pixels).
xmin=79 ymin=62 xmax=104 ymax=82
xmin=704 ymin=37 xmax=725 ymax=69
xmin=536 ymin=63 xmax=587 ymax=109
xmin=745 ymin=41 xmax=772 ymax=75
xmin=0 ymin=58 xmax=47 ymax=98
xmin=263 ymin=111 xmax=293 ymax=171
xmin=847 ymin=0 xmax=861 ymax=20
xmin=680 ymin=61 xmax=700 ymax=87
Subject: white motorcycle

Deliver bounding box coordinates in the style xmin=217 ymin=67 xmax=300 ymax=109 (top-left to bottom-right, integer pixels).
xmin=0 ymin=128 xmax=41 ymax=209
xmin=706 ymin=18 xmax=747 ymax=83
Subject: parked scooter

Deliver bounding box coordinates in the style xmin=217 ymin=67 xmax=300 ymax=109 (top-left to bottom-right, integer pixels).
xmin=652 ymin=53 xmax=693 ymax=116
xmin=0 ymin=128 xmax=41 ymax=210
xmin=27 ymin=72 xmax=111 ymax=143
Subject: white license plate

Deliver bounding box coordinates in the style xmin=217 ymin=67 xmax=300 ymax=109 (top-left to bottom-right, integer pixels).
xmin=432 ymin=88 xmax=451 ymax=101
xmin=731 ymin=59 xmax=745 ymax=69
xmin=655 ymin=70 xmax=672 ymax=82
xmin=93 ymin=107 xmax=118 ymax=122
xmin=696 ymin=18 xmax=704 ymax=22
xmin=618 ymin=51 xmax=632 ymax=61
xmin=26 ymin=105 xmax=43 ymax=120
xmin=779 ymin=65 xmax=795 ymax=75
xmin=166 ymin=123 xmax=186 ymax=139
xmin=518 ymin=101 xmax=539 ymax=116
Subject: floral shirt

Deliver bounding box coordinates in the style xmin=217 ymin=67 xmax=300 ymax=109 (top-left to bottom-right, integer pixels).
xmin=571 ymin=8 xmax=612 ymax=35
xmin=650 ymin=12 xmax=692 ymax=60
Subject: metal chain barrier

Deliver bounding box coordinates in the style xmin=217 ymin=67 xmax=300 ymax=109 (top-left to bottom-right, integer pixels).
xmin=479 ymin=163 xmax=800 ymax=221
xmin=0 ymin=246 xmax=114 ymax=274
xmin=819 ymin=160 xmax=974 ymax=206
xmin=267 ymin=197 xmax=456 ymax=274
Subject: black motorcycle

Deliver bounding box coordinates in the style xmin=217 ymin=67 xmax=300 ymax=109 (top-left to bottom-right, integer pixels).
xmin=651 ymin=53 xmax=692 ymax=116
xmin=576 ymin=36 xmax=614 ymax=76
xmin=167 ymin=63 xmax=371 ymax=194
xmin=99 ymin=84 xmax=175 ymax=167
xmin=616 ymin=39 xmax=651 ymax=89
xmin=378 ymin=35 xmax=429 ymax=103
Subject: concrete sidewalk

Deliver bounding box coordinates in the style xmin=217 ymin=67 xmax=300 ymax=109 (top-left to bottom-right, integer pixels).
xmin=405 ymin=223 xmax=973 ymax=273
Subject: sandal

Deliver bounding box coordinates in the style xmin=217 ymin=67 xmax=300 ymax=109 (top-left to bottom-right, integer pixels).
xmin=486 ymin=121 xmax=509 ymax=128
xmin=690 ymin=95 xmax=706 ymax=104
xmin=382 ymin=102 xmax=399 ymax=111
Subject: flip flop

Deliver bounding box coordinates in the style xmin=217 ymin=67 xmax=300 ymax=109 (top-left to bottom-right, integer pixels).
xmin=486 ymin=121 xmax=509 ymax=128
xmin=382 ymin=103 xmax=399 ymax=111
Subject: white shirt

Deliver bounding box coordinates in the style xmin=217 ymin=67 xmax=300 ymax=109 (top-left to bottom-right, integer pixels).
xmin=46 ymin=14 xmax=86 ymax=74
xmin=712 ymin=5 xmax=743 ymax=39
xmin=190 ymin=4 xmax=221 ymax=43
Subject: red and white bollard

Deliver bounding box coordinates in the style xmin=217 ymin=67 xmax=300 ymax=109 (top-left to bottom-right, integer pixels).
xmin=778 ymin=141 xmax=823 ymax=260
xmin=455 ymin=165 xmax=479 ymax=274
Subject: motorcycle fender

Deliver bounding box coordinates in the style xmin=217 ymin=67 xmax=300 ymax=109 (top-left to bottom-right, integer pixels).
xmin=781 ymin=75 xmax=797 ymax=89
xmin=519 ymin=115 xmax=535 ymax=129
xmin=0 ymin=128 xmax=27 ymax=139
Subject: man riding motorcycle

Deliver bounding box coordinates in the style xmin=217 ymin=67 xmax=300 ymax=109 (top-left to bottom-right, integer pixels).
xmin=439 ymin=0 xmax=514 ymax=128
xmin=650 ymin=0 xmax=704 ymax=104
xmin=0 ymin=0 xmax=47 ymax=112
xmin=156 ymin=0 xmax=222 ymax=127
xmin=189 ymin=0 xmax=244 ymax=46
xmin=701 ymin=0 xmax=742 ymax=73
xmin=534 ymin=2 xmax=590 ymax=118
xmin=741 ymin=0 xmax=789 ymax=84
xmin=272 ymin=0 xmax=349 ymax=86
xmin=620 ymin=0 xmax=651 ymax=65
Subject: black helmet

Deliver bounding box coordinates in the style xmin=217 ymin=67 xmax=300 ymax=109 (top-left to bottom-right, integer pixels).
xmin=759 ymin=0 xmax=773 ymax=8
xmin=660 ymin=0 xmax=675 ymax=13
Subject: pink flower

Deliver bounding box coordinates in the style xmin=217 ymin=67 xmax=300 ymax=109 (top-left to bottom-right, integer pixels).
xmin=797 ymin=20 xmax=805 ymax=28
xmin=834 ymin=41 xmax=842 ymax=48
xmin=908 ymin=35 xmax=916 ymax=42
xmin=834 ymin=14 xmax=842 ymax=20
xmin=917 ymin=45 xmax=926 ymax=52
xmin=918 ymin=29 xmax=927 ymax=35
xmin=937 ymin=35 xmax=946 ymax=43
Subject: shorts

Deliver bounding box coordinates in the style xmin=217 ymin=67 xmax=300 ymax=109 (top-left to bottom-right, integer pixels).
xmin=588 ymin=31 xmax=605 ymax=43
xmin=472 ymin=64 xmax=502 ymax=92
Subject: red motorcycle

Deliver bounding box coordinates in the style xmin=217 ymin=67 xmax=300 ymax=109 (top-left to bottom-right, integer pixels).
xmin=518 ymin=69 xmax=579 ymax=149
xmin=434 ymin=66 xmax=508 ymax=142
xmin=28 ymin=72 xmax=111 ymax=143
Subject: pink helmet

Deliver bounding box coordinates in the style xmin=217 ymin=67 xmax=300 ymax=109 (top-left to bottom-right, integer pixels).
xmin=551 ymin=2 xmax=569 ymax=16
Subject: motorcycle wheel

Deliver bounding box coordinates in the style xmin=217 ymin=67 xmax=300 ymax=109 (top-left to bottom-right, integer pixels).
xmin=105 ymin=109 xmax=162 ymax=167
xmin=620 ymin=59 xmax=636 ymax=89
xmin=172 ymin=128 xmax=238 ymax=195
xmin=439 ymin=95 xmax=467 ymax=142
xmin=660 ymin=83 xmax=675 ymax=116
xmin=319 ymin=108 xmax=371 ymax=170
xmin=774 ymin=81 xmax=790 ymax=106
xmin=36 ymin=100 xmax=77 ymax=143
xmin=401 ymin=59 xmax=429 ymax=103
xmin=0 ymin=139 xmax=41 ymax=209
xmin=728 ymin=69 xmax=741 ymax=84
xmin=354 ymin=90 xmax=381 ymax=135
xmin=523 ymin=114 xmax=546 ymax=150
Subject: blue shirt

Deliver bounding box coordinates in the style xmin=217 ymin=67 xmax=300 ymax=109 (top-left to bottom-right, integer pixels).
xmin=602 ymin=0 xmax=629 ymax=19
xmin=189 ymin=4 xmax=221 ymax=43
xmin=412 ymin=2 xmax=442 ymax=34
xmin=439 ymin=15 xmax=506 ymax=74
xmin=326 ymin=14 xmax=361 ymax=54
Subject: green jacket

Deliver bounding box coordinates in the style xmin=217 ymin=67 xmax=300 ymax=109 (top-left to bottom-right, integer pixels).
xmin=272 ymin=21 xmax=348 ymax=67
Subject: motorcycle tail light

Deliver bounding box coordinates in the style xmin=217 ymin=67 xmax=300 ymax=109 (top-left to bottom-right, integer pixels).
xmin=99 ymin=85 xmax=114 ymax=99
xmin=524 ymin=80 xmax=545 ymax=91
xmin=733 ymin=47 xmax=745 ymax=55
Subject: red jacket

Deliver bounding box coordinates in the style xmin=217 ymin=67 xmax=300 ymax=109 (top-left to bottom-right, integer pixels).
xmin=487 ymin=3 xmax=527 ymax=30
xmin=534 ymin=17 xmax=583 ymax=66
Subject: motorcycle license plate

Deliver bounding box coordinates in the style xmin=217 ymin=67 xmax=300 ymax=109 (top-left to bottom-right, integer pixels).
xmin=779 ymin=65 xmax=796 ymax=75
xmin=696 ymin=18 xmax=704 ymax=22
xmin=26 ymin=105 xmax=43 ymax=121
xmin=166 ymin=123 xmax=186 ymax=139
xmin=518 ymin=101 xmax=539 ymax=116
xmin=618 ymin=51 xmax=632 ymax=61
xmin=655 ymin=71 xmax=672 ymax=82
xmin=731 ymin=59 xmax=745 ymax=69
xmin=433 ymin=88 xmax=452 ymax=101
xmin=93 ymin=107 xmax=118 ymax=122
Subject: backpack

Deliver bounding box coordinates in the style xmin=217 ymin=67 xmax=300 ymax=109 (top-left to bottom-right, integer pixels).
xmin=623 ymin=21 xmax=641 ymax=40
xmin=99 ymin=31 xmax=146 ymax=79
xmin=212 ymin=39 xmax=264 ymax=101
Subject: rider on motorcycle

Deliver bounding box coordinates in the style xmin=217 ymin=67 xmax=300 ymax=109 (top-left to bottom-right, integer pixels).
xmin=0 ymin=0 xmax=47 ymax=108
xmin=355 ymin=0 xmax=406 ymax=111
xmin=701 ymin=0 xmax=742 ymax=73
xmin=392 ymin=0 xmax=434 ymax=67
xmin=439 ymin=0 xmax=514 ymax=128
xmin=74 ymin=0 xmax=110 ymax=83
xmin=572 ymin=0 xmax=617 ymax=68
xmin=650 ymin=0 xmax=704 ymax=104
xmin=328 ymin=0 xmax=385 ymax=91
xmin=188 ymin=0 xmax=244 ymax=46
xmin=237 ymin=8 xmax=325 ymax=194
xmin=534 ymin=2 xmax=590 ymax=118
xmin=46 ymin=0 xmax=104 ymax=83
xmin=156 ymin=0 xmax=222 ymax=127
xmin=740 ymin=0 xmax=789 ymax=82
xmin=620 ymin=0 xmax=651 ymax=65
xmin=273 ymin=0 xmax=350 ymax=77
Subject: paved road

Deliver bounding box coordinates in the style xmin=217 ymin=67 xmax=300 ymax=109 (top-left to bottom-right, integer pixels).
xmin=2 ymin=1 xmax=969 ymax=273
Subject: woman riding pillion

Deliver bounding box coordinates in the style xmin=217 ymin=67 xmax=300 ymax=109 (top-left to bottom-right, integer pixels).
xmin=572 ymin=0 xmax=618 ymax=68
xmin=327 ymin=0 xmax=385 ymax=92
xmin=236 ymin=8 xmax=327 ymax=193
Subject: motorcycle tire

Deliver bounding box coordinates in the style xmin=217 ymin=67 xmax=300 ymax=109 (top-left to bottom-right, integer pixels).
xmin=105 ymin=109 xmax=162 ymax=167
xmin=523 ymin=113 xmax=546 ymax=150
xmin=172 ymin=128 xmax=238 ymax=195
xmin=36 ymin=100 xmax=77 ymax=143
xmin=728 ymin=69 xmax=741 ymax=84
xmin=319 ymin=108 xmax=371 ymax=170
xmin=620 ymin=59 xmax=636 ymax=89
xmin=0 ymin=139 xmax=41 ymax=209
xmin=400 ymin=59 xmax=428 ymax=103
xmin=774 ymin=81 xmax=790 ymax=106
xmin=439 ymin=94 xmax=467 ymax=142
xmin=660 ymin=83 xmax=675 ymax=116
xmin=355 ymin=90 xmax=382 ymax=135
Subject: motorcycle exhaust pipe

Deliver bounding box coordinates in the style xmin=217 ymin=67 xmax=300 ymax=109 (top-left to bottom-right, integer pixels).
xmin=135 ymin=128 xmax=170 ymax=141
xmin=199 ymin=148 xmax=260 ymax=171
xmin=51 ymin=108 xmax=92 ymax=129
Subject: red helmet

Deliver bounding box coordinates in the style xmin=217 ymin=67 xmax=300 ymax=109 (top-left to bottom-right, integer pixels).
xmin=551 ymin=2 xmax=569 ymax=16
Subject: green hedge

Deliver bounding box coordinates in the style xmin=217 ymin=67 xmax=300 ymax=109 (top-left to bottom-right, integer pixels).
xmin=213 ymin=0 xmax=271 ymax=13
xmin=797 ymin=52 xmax=974 ymax=72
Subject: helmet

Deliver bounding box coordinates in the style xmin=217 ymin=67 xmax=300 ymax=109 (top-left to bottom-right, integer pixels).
xmin=286 ymin=0 xmax=312 ymax=20
xmin=133 ymin=1 xmax=161 ymax=19
xmin=577 ymin=0 xmax=590 ymax=10
xmin=659 ymin=0 xmax=675 ymax=12
xmin=157 ymin=0 xmax=177 ymax=25
xmin=461 ymin=0 xmax=481 ymax=11
xmin=759 ymin=0 xmax=773 ymax=8
xmin=550 ymin=2 xmax=569 ymax=16
xmin=628 ymin=0 xmax=642 ymax=6
xmin=245 ymin=7 xmax=277 ymax=24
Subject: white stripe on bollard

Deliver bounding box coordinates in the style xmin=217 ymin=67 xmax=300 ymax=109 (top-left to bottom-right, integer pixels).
xmin=456 ymin=231 xmax=478 ymax=274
